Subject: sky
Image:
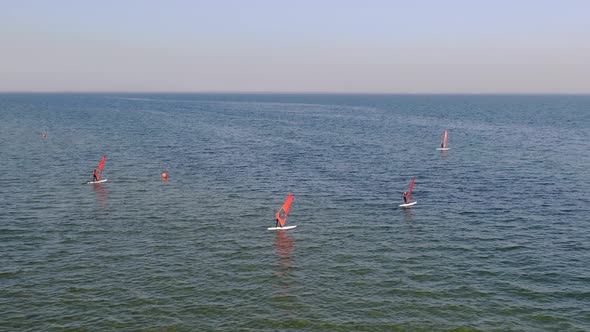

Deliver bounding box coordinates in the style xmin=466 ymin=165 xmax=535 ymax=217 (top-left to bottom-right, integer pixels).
xmin=1 ymin=0 xmax=589 ymax=93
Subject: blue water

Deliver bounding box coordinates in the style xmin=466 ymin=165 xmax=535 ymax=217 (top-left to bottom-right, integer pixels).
xmin=1 ymin=93 xmax=589 ymax=331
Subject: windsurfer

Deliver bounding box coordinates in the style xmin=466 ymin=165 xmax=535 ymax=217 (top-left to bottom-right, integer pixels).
xmin=270 ymin=194 xmax=293 ymax=230
xmin=93 ymin=169 xmax=99 ymax=182
xmin=403 ymin=191 xmax=409 ymax=204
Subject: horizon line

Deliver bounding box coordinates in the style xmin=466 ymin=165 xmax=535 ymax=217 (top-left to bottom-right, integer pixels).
xmin=1 ymin=90 xmax=590 ymax=96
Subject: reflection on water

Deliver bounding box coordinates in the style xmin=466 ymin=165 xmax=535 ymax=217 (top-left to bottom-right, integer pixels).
xmin=272 ymin=230 xmax=296 ymax=314
xmin=403 ymin=207 xmax=414 ymax=222
xmin=93 ymin=184 xmax=108 ymax=210
xmin=273 ymin=230 xmax=294 ymax=278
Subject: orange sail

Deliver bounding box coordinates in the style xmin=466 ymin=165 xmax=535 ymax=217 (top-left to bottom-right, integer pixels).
xmin=275 ymin=194 xmax=294 ymax=227
xmin=407 ymin=178 xmax=415 ymax=202
xmin=97 ymin=155 xmax=106 ymax=172
xmin=441 ymin=130 xmax=448 ymax=148
xmin=94 ymin=155 xmax=106 ymax=181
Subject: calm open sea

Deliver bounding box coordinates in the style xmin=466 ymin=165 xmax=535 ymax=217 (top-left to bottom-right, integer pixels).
xmin=1 ymin=93 xmax=589 ymax=331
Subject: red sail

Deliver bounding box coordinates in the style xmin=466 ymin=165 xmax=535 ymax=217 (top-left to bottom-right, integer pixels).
xmin=408 ymin=178 xmax=415 ymax=202
xmin=442 ymin=130 xmax=448 ymax=148
xmin=94 ymin=155 xmax=106 ymax=181
xmin=97 ymin=155 xmax=106 ymax=172
xmin=275 ymin=194 xmax=294 ymax=227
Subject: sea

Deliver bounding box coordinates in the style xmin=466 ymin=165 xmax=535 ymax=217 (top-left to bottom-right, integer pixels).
xmin=1 ymin=93 xmax=589 ymax=331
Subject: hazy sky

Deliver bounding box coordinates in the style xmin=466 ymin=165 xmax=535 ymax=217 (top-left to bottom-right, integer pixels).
xmin=1 ymin=0 xmax=589 ymax=93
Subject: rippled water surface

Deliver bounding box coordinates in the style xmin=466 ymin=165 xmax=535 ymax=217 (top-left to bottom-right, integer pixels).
xmin=1 ymin=93 xmax=589 ymax=331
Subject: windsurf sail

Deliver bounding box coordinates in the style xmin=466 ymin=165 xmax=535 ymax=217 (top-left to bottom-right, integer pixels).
xmin=275 ymin=194 xmax=294 ymax=227
xmin=407 ymin=178 xmax=415 ymax=202
xmin=98 ymin=155 xmax=106 ymax=172
xmin=441 ymin=130 xmax=448 ymax=149
xmin=95 ymin=155 xmax=106 ymax=180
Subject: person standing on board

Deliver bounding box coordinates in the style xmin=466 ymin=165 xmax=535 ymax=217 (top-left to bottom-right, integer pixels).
xmin=403 ymin=191 xmax=409 ymax=204
xmin=93 ymin=169 xmax=99 ymax=182
xmin=275 ymin=210 xmax=283 ymax=228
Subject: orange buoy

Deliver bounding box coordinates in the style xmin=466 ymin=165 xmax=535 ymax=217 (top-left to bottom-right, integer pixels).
xmin=42 ymin=133 xmax=47 ymax=139
xmin=161 ymin=172 xmax=168 ymax=180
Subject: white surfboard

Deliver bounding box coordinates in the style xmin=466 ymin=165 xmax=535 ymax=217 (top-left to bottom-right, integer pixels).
xmin=87 ymin=179 xmax=107 ymax=184
xmin=267 ymin=225 xmax=297 ymax=231
xmin=436 ymin=147 xmax=450 ymax=151
xmin=399 ymin=201 xmax=417 ymax=208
